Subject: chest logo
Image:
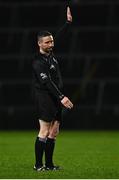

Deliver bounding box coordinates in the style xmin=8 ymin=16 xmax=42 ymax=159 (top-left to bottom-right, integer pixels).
xmin=50 ymin=64 xmax=55 ymax=70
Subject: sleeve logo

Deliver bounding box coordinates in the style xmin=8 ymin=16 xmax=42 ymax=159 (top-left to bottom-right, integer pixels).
xmin=40 ymin=73 xmax=48 ymax=80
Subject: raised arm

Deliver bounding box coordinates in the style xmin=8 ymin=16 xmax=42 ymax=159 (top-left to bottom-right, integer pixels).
xmin=67 ymin=6 xmax=73 ymax=22
xmin=54 ymin=6 xmax=73 ymax=43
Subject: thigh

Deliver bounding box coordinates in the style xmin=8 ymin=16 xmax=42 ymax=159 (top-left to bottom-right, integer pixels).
xmin=49 ymin=120 xmax=60 ymax=138
xmin=39 ymin=120 xmax=51 ymax=131
xmin=38 ymin=120 xmax=51 ymax=138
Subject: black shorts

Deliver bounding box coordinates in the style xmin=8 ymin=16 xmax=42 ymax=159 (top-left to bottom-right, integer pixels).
xmin=33 ymin=90 xmax=62 ymax=122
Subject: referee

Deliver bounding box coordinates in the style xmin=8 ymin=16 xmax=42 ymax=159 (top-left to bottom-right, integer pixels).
xmin=32 ymin=7 xmax=73 ymax=171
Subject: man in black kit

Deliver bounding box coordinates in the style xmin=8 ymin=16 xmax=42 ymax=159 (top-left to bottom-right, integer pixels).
xmin=32 ymin=6 xmax=73 ymax=171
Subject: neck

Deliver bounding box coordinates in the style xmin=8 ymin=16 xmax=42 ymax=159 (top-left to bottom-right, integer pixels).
xmin=39 ymin=49 xmax=50 ymax=56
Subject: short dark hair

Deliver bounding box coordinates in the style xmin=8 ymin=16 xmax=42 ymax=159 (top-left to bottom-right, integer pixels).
xmin=37 ymin=31 xmax=52 ymax=41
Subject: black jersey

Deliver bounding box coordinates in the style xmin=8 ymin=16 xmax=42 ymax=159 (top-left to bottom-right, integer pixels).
xmin=32 ymin=52 xmax=64 ymax=100
xmin=32 ymin=21 xmax=71 ymax=101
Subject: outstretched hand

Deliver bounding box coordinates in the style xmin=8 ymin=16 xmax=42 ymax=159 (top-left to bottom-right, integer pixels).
xmin=67 ymin=6 xmax=72 ymax=22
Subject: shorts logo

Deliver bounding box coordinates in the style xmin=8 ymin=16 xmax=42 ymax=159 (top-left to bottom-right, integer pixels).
xmin=40 ymin=73 xmax=47 ymax=80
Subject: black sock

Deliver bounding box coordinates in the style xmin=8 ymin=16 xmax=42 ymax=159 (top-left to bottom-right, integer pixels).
xmin=35 ymin=137 xmax=46 ymax=167
xmin=45 ymin=137 xmax=55 ymax=167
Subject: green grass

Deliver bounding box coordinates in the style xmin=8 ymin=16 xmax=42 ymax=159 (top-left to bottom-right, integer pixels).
xmin=0 ymin=130 xmax=119 ymax=179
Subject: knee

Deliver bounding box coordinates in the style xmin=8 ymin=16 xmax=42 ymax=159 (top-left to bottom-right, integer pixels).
xmin=49 ymin=128 xmax=59 ymax=139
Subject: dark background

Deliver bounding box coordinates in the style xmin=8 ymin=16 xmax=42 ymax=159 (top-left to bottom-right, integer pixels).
xmin=0 ymin=0 xmax=119 ymax=130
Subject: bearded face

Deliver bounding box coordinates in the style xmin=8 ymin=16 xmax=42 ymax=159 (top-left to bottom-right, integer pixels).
xmin=38 ymin=35 xmax=54 ymax=54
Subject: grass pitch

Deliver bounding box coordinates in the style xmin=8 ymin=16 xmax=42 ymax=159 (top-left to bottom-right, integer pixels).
xmin=0 ymin=130 xmax=119 ymax=179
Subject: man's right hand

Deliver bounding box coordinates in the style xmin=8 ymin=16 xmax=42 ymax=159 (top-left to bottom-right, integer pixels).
xmin=61 ymin=96 xmax=73 ymax=109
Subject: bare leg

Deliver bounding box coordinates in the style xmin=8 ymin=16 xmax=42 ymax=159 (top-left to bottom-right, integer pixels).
xmin=38 ymin=119 xmax=51 ymax=138
xmin=45 ymin=120 xmax=60 ymax=167
xmin=48 ymin=120 xmax=60 ymax=139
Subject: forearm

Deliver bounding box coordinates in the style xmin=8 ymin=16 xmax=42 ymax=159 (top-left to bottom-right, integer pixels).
xmin=54 ymin=21 xmax=71 ymax=42
xmin=54 ymin=6 xmax=72 ymax=41
xmin=45 ymin=79 xmax=64 ymax=100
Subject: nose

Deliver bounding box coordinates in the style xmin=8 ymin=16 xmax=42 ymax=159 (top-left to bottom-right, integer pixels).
xmin=49 ymin=44 xmax=54 ymax=48
xmin=49 ymin=41 xmax=54 ymax=47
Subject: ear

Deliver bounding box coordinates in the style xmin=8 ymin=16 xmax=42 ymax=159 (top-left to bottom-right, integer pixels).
xmin=38 ymin=41 xmax=41 ymax=47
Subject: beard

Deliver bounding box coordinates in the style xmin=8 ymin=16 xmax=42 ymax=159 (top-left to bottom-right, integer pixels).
xmin=45 ymin=47 xmax=53 ymax=53
xmin=48 ymin=47 xmax=53 ymax=51
xmin=40 ymin=46 xmax=54 ymax=55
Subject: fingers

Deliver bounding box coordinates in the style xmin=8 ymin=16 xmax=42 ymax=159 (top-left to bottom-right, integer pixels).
xmin=67 ymin=6 xmax=71 ymax=17
xmin=61 ymin=97 xmax=73 ymax=109
xmin=67 ymin=6 xmax=70 ymax=15
xmin=67 ymin=6 xmax=72 ymax=22
xmin=65 ymin=100 xmax=73 ymax=109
